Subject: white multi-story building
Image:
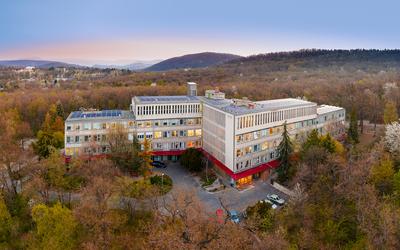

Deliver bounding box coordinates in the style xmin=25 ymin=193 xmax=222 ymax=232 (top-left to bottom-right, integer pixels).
xmin=65 ymin=82 xmax=345 ymax=188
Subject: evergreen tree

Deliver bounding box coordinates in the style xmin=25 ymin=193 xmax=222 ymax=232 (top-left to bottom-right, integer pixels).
xmin=277 ymin=122 xmax=294 ymax=182
xmin=139 ymin=138 xmax=153 ymax=178
xmin=303 ymin=129 xmax=321 ymax=152
xmin=383 ymin=101 xmax=399 ymax=124
xmin=321 ymin=134 xmax=336 ymax=153
xmin=348 ymin=109 xmax=359 ymax=144
xmin=55 ymin=101 xmax=65 ymax=119
xmin=180 ymin=148 xmax=203 ymax=172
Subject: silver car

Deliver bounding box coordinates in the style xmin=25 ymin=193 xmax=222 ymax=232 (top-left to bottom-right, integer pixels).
xmin=266 ymin=194 xmax=285 ymax=206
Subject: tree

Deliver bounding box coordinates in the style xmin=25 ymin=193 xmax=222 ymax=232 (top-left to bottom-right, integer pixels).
xmin=32 ymin=104 xmax=65 ymax=159
xmin=31 ymin=202 xmax=78 ymax=250
xmin=277 ymin=122 xmax=294 ymax=182
xmin=0 ymin=195 xmax=12 ymax=244
xmin=32 ymin=130 xmax=64 ymax=159
xmin=370 ymin=155 xmax=395 ymax=195
xmin=139 ymin=138 xmax=153 ymax=178
xmin=107 ymin=125 xmax=142 ymax=174
xmin=348 ymin=108 xmax=359 ymax=144
xmin=246 ymin=201 xmax=275 ymax=232
xmin=384 ymin=121 xmax=400 ymax=158
xmin=383 ymin=101 xmax=399 ymax=124
xmin=55 ymin=101 xmax=65 ymax=119
xmin=180 ymin=148 xmax=203 ymax=172
xmin=321 ymin=134 xmax=336 ymax=153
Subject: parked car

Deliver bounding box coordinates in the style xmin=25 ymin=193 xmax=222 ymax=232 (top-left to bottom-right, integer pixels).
xmin=229 ymin=210 xmax=240 ymax=224
xmin=151 ymin=160 xmax=167 ymax=168
xmin=262 ymin=199 xmax=278 ymax=209
xmin=266 ymin=194 xmax=285 ymax=206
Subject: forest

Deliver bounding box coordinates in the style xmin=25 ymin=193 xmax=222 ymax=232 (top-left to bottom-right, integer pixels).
xmin=0 ymin=49 xmax=400 ymax=249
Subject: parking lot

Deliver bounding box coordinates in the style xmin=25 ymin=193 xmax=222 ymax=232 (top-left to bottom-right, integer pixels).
xmin=153 ymin=161 xmax=289 ymax=213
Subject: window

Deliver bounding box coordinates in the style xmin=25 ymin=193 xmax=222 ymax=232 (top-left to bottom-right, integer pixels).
xmin=261 ymin=141 xmax=268 ymax=151
xmin=66 ymin=125 xmax=72 ymax=131
xmin=154 ymin=131 xmax=162 ymax=139
xmin=137 ymin=133 xmax=144 ymax=140
xmin=66 ymin=136 xmax=71 ymax=143
xmin=102 ymin=123 xmax=107 ymax=129
xmin=195 ymin=129 xmax=202 ymax=136
xmin=84 ymin=135 xmax=89 ymax=142
xmin=146 ymin=133 xmax=153 ymax=139
xmin=93 ymin=123 xmax=101 ymax=130
xmin=75 ymin=136 xmax=80 ymax=143
xmin=83 ymin=123 xmax=90 ymax=130
xmin=270 ymin=151 xmax=275 ymax=159
xmin=187 ymin=130 xmax=195 ymax=136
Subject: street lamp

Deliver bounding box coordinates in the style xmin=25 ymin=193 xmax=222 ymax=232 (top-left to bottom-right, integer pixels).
xmin=161 ymin=173 xmax=165 ymax=189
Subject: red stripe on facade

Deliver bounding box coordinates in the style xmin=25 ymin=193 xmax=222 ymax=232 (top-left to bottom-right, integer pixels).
xmin=199 ymin=148 xmax=280 ymax=180
xmin=151 ymin=150 xmax=186 ymax=156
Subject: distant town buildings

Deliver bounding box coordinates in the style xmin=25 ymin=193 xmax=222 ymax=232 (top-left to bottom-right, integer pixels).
xmin=65 ymin=82 xmax=345 ymax=188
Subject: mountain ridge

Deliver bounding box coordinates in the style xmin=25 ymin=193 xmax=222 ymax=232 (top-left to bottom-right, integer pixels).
xmin=145 ymin=52 xmax=242 ymax=71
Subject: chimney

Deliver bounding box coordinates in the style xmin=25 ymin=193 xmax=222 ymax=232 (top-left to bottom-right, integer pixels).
xmin=187 ymin=82 xmax=197 ymax=96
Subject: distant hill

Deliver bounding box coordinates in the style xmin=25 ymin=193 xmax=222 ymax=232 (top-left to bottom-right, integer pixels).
xmin=93 ymin=60 xmax=162 ymax=70
xmin=0 ymin=60 xmax=83 ymax=69
xmin=219 ymin=49 xmax=400 ymax=71
xmin=145 ymin=52 xmax=242 ymax=71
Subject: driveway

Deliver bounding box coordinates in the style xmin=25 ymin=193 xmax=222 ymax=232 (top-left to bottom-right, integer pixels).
xmin=153 ymin=162 xmax=289 ymax=213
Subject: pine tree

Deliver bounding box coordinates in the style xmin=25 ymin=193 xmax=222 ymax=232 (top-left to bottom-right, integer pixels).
xmin=348 ymin=109 xmax=359 ymax=144
xmin=277 ymin=122 xmax=294 ymax=182
xmin=303 ymin=129 xmax=321 ymax=152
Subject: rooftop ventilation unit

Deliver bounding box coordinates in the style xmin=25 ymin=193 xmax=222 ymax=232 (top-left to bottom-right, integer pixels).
xmin=205 ymin=88 xmax=225 ymax=99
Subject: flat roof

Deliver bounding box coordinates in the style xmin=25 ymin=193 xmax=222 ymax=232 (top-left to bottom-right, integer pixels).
xmin=66 ymin=109 xmax=134 ymax=122
xmin=200 ymin=97 xmax=316 ymax=116
xmin=317 ymin=105 xmax=344 ymax=114
xmin=133 ymin=95 xmax=200 ymax=104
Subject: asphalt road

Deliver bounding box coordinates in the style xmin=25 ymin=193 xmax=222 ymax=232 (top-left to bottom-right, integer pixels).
xmin=153 ymin=162 xmax=289 ymax=213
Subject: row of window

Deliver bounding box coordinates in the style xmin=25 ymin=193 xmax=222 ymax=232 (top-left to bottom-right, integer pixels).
xmin=152 ymin=140 xmax=201 ymax=150
xmin=66 ymin=118 xmax=202 ymax=131
xmin=235 ymin=120 xmax=316 ymax=143
xmin=237 ymin=106 xmax=316 ymax=129
xmin=235 ymin=151 xmax=276 ymax=171
xmin=236 ymin=140 xmax=279 ymax=158
xmin=136 ymin=104 xmax=201 ymax=116
xmin=66 ymin=129 xmax=202 ymax=144
xmin=137 ymin=118 xmax=201 ymax=128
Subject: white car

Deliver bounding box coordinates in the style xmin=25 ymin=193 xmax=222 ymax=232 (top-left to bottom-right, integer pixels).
xmin=262 ymin=199 xmax=278 ymax=209
xmin=266 ymin=194 xmax=285 ymax=206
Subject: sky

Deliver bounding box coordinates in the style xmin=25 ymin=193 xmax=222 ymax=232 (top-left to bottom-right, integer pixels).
xmin=0 ymin=0 xmax=399 ymax=65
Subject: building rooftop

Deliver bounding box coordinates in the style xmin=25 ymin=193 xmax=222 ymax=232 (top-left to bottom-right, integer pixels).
xmin=66 ymin=109 xmax=134 ymax=122
xmin=133 ymin=95 xmax=200 ymax=104
xmin=200 ymin=97 xmax=316 ymax=116
xmin=317 ymin=105 xmax=344 ymax=114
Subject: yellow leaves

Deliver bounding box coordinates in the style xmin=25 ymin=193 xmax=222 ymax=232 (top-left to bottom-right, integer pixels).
xmin=369 ymin=155 xmax=395 ymax=194
xmin=31 ymin=202 xmax=78 ymax=250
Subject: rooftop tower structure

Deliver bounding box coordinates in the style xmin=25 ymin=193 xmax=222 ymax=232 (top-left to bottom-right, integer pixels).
xmin=187 ymin=82 xmax=197 ymax=96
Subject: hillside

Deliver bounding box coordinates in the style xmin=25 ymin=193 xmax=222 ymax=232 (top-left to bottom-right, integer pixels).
xmin=145 ymin=52 xmax=241 ymax=71
xmin=0 ymin=60 xmax=82 ymax=69
xmin=218 ymin=49 xmax=400 ymax=72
